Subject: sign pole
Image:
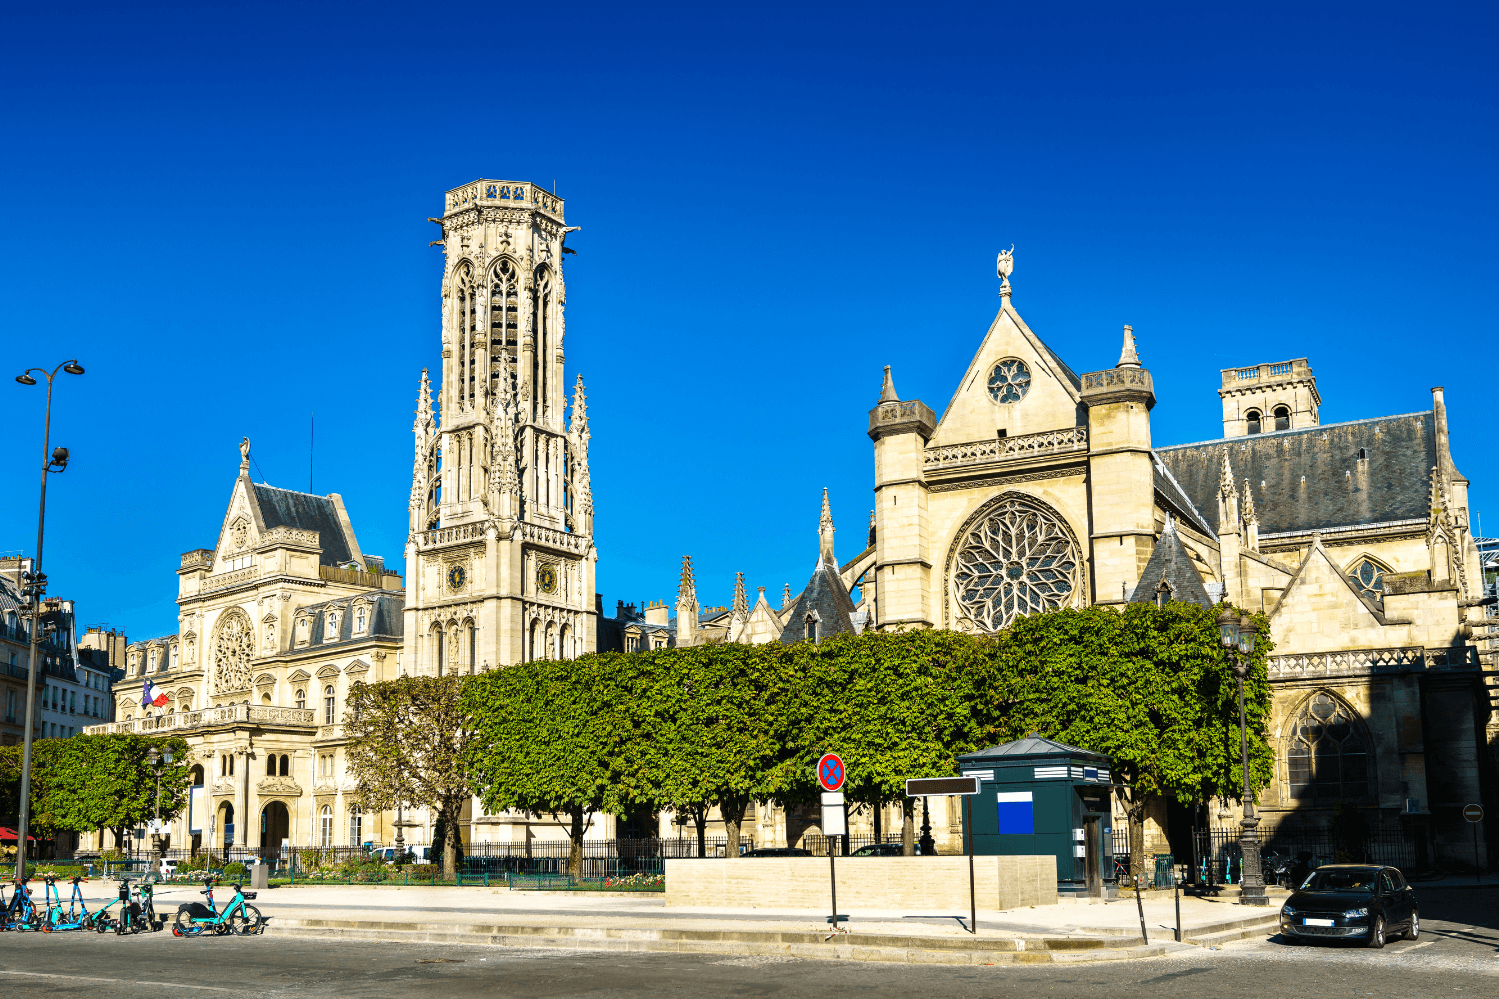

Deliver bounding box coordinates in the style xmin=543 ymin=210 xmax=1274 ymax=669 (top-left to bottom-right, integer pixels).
xmin=965 ymin=795 xmax=976 ymax=935
xmin=830 ymin=844 xmax=838 ymax=927
xmin=1465 ymin=803 xmax=1484 ymax=884
xmin=818 ymin=753 xmax=847 ymax=928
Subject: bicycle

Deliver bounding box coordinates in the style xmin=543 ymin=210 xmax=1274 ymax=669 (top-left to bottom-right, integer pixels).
xmin=173 ymin=879 xmax=264 ymax=936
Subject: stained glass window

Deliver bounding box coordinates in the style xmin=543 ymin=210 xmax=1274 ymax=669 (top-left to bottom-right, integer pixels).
xmin=1348 ymin=558 xmax=1386 ymax=605
xmin=986 ymin=359 xmax=1032 ymax=404
xmin=1287 ymin=692 xmax=1371 ymax=801
xmin=952 ymin=495 xmax=1080 ymax=632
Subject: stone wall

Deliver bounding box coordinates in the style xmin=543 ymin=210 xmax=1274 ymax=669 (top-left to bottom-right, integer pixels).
xmin=664 ymin=855 xmax=1058 ymax=912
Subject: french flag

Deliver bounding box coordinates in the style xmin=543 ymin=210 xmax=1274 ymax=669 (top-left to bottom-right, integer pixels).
xmin=141 ymin=681 xmax=169 ymax=708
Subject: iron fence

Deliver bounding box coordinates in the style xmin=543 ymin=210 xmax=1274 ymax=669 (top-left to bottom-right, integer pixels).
xmin=799 ymin=834 xmax=910 ymax=857
xmin=1193 ymin=827 xmax=1421 ymax=885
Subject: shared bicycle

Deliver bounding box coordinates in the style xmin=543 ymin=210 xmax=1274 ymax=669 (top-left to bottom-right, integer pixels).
xmin=172 ymin=878 xmax=266 ymax=936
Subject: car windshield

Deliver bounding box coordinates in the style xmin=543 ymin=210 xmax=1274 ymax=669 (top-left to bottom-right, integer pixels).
xmin=1299 ymin=868 xmax=1379 ymax=892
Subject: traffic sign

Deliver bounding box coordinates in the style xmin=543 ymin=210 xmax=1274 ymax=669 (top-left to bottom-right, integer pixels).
xmin=906 ymin=776 xmax=980 ymax=797
xmin=1464 ymin=803 xmax=1484 ymax=823
xmin=817 ymin=753 xmax=845 ymax=792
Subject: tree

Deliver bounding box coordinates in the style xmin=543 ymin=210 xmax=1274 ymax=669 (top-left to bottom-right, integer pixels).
xmin=631 ymin=643 xmax=795 ymax=858
xmin=2 ymin=735 xmax=193 ymax=850
xmin=462 ymin=655 xmax=634 ymax=877
xmin=776 ymin=630 xmax=983 ymax=855
xmin=970 ymin=602 xmax=1274 ymax=876
xmin=344 ymin=675 xmax=475 ymax=874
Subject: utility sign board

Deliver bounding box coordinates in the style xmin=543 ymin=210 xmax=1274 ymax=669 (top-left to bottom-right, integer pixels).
xmin=817 ymin=753 xmax=845 ymax=792
xmin=1464 ymin=803 xmax=1484 ymax=823
xmin=906 ymin=776 xmax=980 ymax=796
xmin=996 ymin=791 xmax=1035 ymax=834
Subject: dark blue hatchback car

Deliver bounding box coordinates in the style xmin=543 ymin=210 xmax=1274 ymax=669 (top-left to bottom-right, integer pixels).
xmin=1279 ymin=864 xmax=1418 ymax=948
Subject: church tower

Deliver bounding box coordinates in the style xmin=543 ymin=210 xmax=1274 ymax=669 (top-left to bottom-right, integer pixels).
xmin=403 ymin=179 xmax=596 ymax=674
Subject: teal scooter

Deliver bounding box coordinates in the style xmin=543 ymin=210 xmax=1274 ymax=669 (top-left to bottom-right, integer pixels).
xmin=40 ymin=877 xmax=95 ymax=932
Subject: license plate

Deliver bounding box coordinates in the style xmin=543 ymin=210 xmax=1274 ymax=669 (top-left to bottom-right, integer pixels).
xmin=1303 ymin=918 xmax=1334 ymax=927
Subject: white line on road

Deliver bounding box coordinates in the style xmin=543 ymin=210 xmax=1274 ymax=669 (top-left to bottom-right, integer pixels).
xmin=0 ymin=970 xmax=234 ymax=991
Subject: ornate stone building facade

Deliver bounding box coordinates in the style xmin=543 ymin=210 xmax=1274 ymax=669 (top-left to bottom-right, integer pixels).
xmin=403 ymin=179 xmax=597 ymax=675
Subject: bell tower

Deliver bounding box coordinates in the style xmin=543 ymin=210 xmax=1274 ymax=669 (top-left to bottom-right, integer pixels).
xmin=404 ymin=179 xmax=596 ymax=674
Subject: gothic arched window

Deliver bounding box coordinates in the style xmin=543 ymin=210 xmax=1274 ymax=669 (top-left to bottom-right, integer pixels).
xmin=490 ymin=259 xmax=521 ymax=391
xmin=1287 ymin=692 xmax=1373 ymax=802
xmin=1346 ymin=556 xmax=1389 ymax=608
xmin=531 ymin=267 xmax=553 ymax=416
xmin=1273 ymin=405 xmax=1290 ymax=431
xmin=949 ymin=493 xmax=1082 ymax=633
xmin=454 ymin=262 xmax=478 ymax=409
xmin=1246 ymin=410 xmax=1262 ymax=435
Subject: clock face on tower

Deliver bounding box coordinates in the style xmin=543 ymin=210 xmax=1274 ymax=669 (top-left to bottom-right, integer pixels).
xmin=446 ymin=564 xmax=467 ymax=593
xmin=537 ymin=564 xmax=558 ymax=595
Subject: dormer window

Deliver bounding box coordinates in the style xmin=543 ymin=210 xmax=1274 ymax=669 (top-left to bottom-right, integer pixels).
xmin=324 ymin=611 xmax=340 ymax=642
xmin=1245 ymin=410 xmax=1262 ymax=435
xmin=169 ymin=645 xmax=179 ymax=670
xmin=1155 ymin=581 xmax=1173 ymax=608
xmin=149 ymin=650 xmax=158 ymax=672
xmin=805 ymin=614 xmax=819 ymax=644
xmin=296 ymin=618 xmax=310 ymax=647
xmin=1273 ymin=405 xmax=1290 ymax=432
xmin=354 ymin=606 xmax=368 ymax=634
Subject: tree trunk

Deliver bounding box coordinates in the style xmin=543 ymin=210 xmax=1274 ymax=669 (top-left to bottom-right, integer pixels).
xmin=901 ymin=800 xmax=915 ymax=856
xmin=691 ymin=804 xmax=707 ymax=859
xmin=1121 ymin=789 xmax=1147 ymax=882
xmin=718 ymin=795 xmax=747 ymax=859
xmin=873 ymin=799 xmax=883 ymax=844
xmin=439 ymin=799 xmax=461 ymax=875
xmin=567 ymin=807 xmax=585 ymax=879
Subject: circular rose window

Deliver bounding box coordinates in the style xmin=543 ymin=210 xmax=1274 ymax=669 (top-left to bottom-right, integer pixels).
xmin=987 ymin=358 xmax=1031 ymax=404
xmin=951 ymin=495 xmax=1080 ymax=632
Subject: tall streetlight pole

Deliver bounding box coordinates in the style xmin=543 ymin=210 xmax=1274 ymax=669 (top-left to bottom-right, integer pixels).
xmin=1217 ymin=605 xmax=1268 ymax=906
xmin=147 ymin=747 xmax=175 ymax=874
xmin=12 ymin=359 xmax=84 ymax=880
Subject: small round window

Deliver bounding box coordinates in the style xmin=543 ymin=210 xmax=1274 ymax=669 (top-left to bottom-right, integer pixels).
xmin=987 ymin=358 xmax=1031 ymax=404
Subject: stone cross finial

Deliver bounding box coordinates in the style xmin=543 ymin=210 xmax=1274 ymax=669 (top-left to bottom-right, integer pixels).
xmin=1117 ymin=325 xmax=1141 ymax=369
xmin=782 ymin=583 xmax=792 ymax=609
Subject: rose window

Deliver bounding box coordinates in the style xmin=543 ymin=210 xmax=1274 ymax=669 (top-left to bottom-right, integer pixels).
xmin=951 ymin=495 xmax=1080 ymax=632
xmin=987 ymin=358 xmax=1031 ymax=404
xmin=212 ymin=611 xmax=254 ymax=693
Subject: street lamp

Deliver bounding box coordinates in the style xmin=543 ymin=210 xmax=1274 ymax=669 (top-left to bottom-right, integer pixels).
xmin=12 ymin=359 xmax=84 ymax=880
xmin=1217 ymin=605 xmax=1269 ymax=906
xmin=147 ymin=747 xmax=174 ymax=872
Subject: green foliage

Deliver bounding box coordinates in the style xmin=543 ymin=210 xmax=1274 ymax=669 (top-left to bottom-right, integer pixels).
xmin=223 ymin=862 xmax=247 ymax=879
xmin=344 ymin=675 xmax=475 ymax=874
xmin=0 ymin=734 xmax=191 ymax=839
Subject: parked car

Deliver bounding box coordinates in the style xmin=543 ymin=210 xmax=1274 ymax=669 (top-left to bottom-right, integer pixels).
xmin=741 ymin=847 xmax=813 ymax=858
xmin=157 ymin=859 xmax=180 ymax=879
xmin=1278 ymin=864 xmax=1418 ymax=948
xmin=848 ymin=844 xmax=936 ymax=857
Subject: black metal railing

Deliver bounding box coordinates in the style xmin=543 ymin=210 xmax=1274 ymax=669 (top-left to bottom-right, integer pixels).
xmin=1193 ymin=827 xmax=1422 ymax=884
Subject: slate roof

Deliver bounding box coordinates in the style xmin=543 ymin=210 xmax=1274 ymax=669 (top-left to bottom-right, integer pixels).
xmin=1154 ymin=413 xmax=1436 ymax=537
xmin=251 ymin=483 xmax=357 ymax=567
xmin=778 ymin=557 xmax=860 ymax=645
xmin=1151 ymin=454 xmax=1214 ymax=536
xmin=958 ymin=735 xmax=1110 ymax=762
xmin=292 ymin=590 xmax=404 ymax=647
xmin=1128 ymin=519 xmax=1214 ymax=609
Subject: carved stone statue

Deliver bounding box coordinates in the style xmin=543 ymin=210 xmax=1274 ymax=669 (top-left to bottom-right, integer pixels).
xmin=239 ymin=437 xmax=251 ymax=472
xmin=996 ymin=245 xmax=1015 ymax=289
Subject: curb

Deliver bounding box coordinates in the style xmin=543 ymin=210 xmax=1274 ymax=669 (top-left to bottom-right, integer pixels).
xmin=264 ymin=918 xmax=1171 ymax=966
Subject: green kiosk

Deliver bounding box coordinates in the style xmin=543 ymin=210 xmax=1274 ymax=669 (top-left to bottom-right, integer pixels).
xmin=956 ymin=736 xmax=1116 ymax=898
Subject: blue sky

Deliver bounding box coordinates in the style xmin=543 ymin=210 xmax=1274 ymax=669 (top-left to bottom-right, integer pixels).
xmin=2 ymin=3 xmax=1495 ymax=641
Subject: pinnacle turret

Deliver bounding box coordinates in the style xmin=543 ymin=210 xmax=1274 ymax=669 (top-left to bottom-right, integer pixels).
xmin=1117 ymin=325 xmax=1141 ymax=368
xmin=818 ymin=488 xmax=836 ymax=564
xmin=879 ymin=365 xmax=900 ymax=404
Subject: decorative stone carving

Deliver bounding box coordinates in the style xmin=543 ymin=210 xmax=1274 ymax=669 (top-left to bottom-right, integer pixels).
xmin=256 ymin=777 xmax=303 ymax=797
xmin=210 ymin=609 xmax=254 ymax=694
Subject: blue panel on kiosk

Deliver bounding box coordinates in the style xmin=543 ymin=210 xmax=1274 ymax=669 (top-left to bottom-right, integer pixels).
xmin=996 ymin=791 xmax=1034 ymax=834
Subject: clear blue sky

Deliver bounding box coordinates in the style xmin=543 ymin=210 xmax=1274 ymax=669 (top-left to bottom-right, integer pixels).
xmin=2 ymin=3 xmax=1495 ymax=642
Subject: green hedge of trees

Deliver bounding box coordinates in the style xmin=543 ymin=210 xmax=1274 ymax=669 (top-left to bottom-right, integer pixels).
xmin=363 ymin=601 xmax=1271 ymax=876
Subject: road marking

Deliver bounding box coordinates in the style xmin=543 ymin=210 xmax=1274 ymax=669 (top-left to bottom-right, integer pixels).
xmin=0 ymin=970 xmax=233 ymax=992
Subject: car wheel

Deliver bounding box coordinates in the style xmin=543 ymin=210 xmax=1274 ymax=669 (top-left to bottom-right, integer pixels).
xmin=1366 ymin=916 xmax=1385 ymax=949
xmin=1406 ymin=911 xmax=1419 ymax=941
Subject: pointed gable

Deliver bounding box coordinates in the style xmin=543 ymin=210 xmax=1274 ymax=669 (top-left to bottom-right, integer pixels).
xmin=928 ymin=297 xmax=1085 ymax=448
xmin=1129 ymin=518 xmax=1214 ymax=608
xmin=778 ymin=557 xmax=860 ymax=644
xmin=1268 ymin=539 xmax=1397 ymax=654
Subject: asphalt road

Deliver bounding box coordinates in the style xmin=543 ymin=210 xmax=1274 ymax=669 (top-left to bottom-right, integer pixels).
xmin=2 ymin=887 xmax=1494 ymax=998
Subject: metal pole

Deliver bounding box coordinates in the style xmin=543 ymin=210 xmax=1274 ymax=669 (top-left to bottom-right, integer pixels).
xmin=1475 ymin=823 xmax=1481 ymax=885
xmin=1135 ymin=874 xmax=1148 ymax=944
xmin=966 ymin=795 xmax=976 ymax=935
xmin=1235 ymin=663 xmax=1268 ymax=905
xmin=14 ymin=370 xmax=56 ymax=881
xmin=1174 ymin=876 xmax=1182 ymax=942
xmin=829 ymin=842 xmax=838 ymax=927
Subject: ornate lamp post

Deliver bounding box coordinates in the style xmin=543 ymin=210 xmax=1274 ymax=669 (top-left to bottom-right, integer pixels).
xmin=1217 ymin=606 xmax=1268 ymax=906
xmin=147 ymin=747 xmax=175 ymax=872
xmin=11 ymin=359 xmax=84 ymax=880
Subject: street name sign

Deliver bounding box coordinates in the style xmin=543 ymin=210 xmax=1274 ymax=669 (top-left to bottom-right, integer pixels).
xmin=905 ymin=776 xmax=981 ymax=797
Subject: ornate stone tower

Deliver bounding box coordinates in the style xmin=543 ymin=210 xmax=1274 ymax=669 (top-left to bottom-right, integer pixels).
xmin=403 ymin=179 xmax=596 ymax=673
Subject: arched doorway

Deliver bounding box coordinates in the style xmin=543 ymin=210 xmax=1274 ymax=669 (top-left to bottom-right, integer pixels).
xmin=218 ymin=802 xmax=235 ymax=850
xmin=261 ymin=801 xmax=290 ymax=856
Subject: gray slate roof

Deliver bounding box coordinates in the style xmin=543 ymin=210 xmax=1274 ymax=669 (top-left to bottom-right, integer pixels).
xmin=1154 ymin=413 xmax=1435 ymax=537
xmin=294 ymin=590 xmax=404 ymax=646
xmin=778 ymin=557 xmax=860 ymax=645
xmin=252 ymin=483 xmax=356 ymax=567
xmin=1128 ymin=521 xmax=1214 ymax=609
xmin=958 ymin=735 xmax=1110 ymax=762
